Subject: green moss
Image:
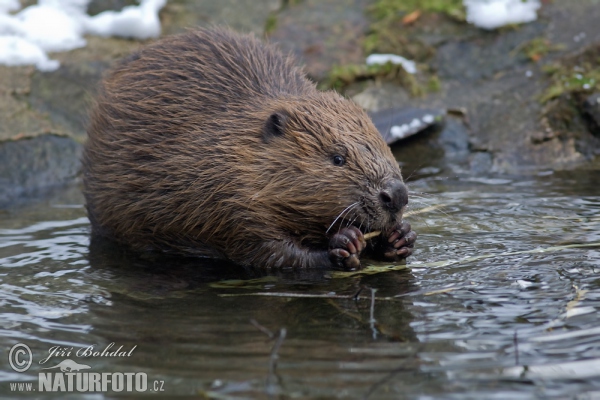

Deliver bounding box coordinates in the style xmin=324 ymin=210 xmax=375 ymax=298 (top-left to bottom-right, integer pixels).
xmin=540 ymin=45 xmax=600 ymax=103
xmin=322 ymin=0 xmax=464 ymax=94
xmin=427 ymin=75 xmax=441 ymax=92
xmin=264 ymin=13 xmax=278 ymax=35
xmin=362 ymin=0 xmax=466 ymax=61
xmin=368 ymin=0 xmax=465 ymax=20
xmin=323 ymin=62 xmax=423 ymax=96
xmin=514 ymin=37 xmax=565 ymax=62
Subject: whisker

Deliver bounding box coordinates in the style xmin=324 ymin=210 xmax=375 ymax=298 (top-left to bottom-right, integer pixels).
xmin=343 ymin=208 xmax=358 ymax=229
xmin=347 ymin=212 xmax=361 ymax=229
xmin=326 ymin=202 xmax=359 ymax=234
xmin=406 ymin=202 xmax=452 ymax=219
xmin=408 ymin=197 xmax=437 ymax=209
xmin=408 ymin=190 xmax=436 ymax=195
xmin=403 ymin=164 xmax=425 ymax=182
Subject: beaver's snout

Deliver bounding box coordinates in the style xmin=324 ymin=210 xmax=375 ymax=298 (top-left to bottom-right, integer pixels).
xmin=379 ymin=179 xmax=408 ymax=214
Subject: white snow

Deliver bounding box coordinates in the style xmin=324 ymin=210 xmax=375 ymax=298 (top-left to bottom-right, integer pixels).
xmin=86 ymin=0 xmax=166 ymax=40
xmin=16 ymin=4 xmax=87 ymax=52
xmin=0 ymin=36 xmax=59 ymax=71
xmin=0 ymin=0 xmax=166 ymax=71
xmin=464 ymin=0 xmax=541 ymax=30
xmin=366 ymin=53 xmax=417 ymax=74
xmin=0 ymin=0 xmax=19 ymax=14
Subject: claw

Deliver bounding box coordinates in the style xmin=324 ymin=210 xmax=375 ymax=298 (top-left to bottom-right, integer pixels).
xmin=329 ymin=226 xmax=365 ymax=270
xmin=380 ymin=220 xmax=417 ymax=261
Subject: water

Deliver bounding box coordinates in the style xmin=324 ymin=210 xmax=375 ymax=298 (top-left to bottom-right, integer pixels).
xmin=1 ymin=170 xmax=599 ymax=399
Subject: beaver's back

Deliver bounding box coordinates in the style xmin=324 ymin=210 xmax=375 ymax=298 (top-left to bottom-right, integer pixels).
xmin=83 ymin=28 xmax=321 ymax=257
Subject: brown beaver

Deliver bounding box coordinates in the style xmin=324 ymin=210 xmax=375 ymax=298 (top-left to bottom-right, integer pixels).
xmin=83 ymin=27 xmax=417 ymax=270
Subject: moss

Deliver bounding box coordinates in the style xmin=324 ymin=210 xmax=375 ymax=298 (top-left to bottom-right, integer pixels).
xmin=358 ymin=0 xmax=468 ymax=66
xmin=368 ymin=0 xmax=465 ymax=21
xmin=514 ymin=37 xmax=565 ymax=62
xmin=322 ymin=62 xmax=423 ymax=96
xmin=427 ymin=75 xmax=441 ymax=92
xmin=321 ymin=0 xmax=465 ymax=95
xmin=540 ymin=45 xmax=600 ymax=103
xmin=264 ymin=13 xmax=278 ymax=35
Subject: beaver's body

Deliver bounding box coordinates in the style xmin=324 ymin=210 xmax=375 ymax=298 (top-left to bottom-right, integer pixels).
xmin=83 ymin=28 xmax=416 ymax=269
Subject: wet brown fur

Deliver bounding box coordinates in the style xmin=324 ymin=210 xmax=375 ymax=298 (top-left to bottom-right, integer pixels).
xmin=83 ymin=28 xmax=405 ymax=269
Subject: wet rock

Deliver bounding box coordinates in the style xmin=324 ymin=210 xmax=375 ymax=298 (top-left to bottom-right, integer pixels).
xmin=162 ymin=0 xmax=281 ymax=36
xmin=87 ymin=0 xmax=139 ymax=16
xmin=438 ymin=117 xmax=470 ymax=157
xmin=583 ymin=92 xmax=600 ymax=136
xmin=0 ymin=1 xmax=290 ymax=208
xmin=3 ymin=0 xmax=600 ymax=210
xmin=0 ymin=66 xmax=57 ymax=141
xmin=0 ymin=35 xmax=140 ymax=143
xmin=268 ymin=0 xmax=370 ymax=81
xmin=370 ymin=107 xmax=445 ymax=145
xmin=468 ymin=152 xmax=493 ymax=175
xmin=435 ymin=22 xmax=545 ymax=82
xmin=353 ymin=0 xmax=600 ymax=173
xmin=0 ymin=134 xmax=81 ymax=208
xmin=27 ymin=61 xmax=104 ymax=139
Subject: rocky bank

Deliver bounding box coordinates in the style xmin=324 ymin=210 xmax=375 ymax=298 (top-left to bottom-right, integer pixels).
xmin=1 ymin=0 xmax=599 ymax=207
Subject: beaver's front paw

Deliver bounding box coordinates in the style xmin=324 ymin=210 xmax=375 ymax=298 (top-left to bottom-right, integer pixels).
xmin=329 ymin=226 xmax=366 ymax=270
xmin=381 ymin=220 xmax=417 ymax=261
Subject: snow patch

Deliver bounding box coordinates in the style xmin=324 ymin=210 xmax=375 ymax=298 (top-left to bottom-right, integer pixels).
xmin=366 ymin=53 xmax=417 ymax=74
xmin=464 ymin=0 xmax=541 ymax=30
xmin=0 ymin=0 xmax=19 ymax=14
xmin=0 ymin=36 xmax=59 ymax=71
xmin=0 ymin=0 xmax=166 ymax=71
xmin=86 ymin=0 xmax=166 ymax=40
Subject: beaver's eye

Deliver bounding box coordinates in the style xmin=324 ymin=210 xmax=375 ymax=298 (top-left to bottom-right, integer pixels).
xmin=332 ymin=155 xmax=345 ymax=166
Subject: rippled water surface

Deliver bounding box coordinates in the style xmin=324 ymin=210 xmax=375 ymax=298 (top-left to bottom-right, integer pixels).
xmin=1 ymin=170 xmax=599 ymax=399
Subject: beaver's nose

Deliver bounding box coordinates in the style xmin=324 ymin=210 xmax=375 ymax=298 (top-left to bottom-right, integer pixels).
xmin=379 ymin=179 xmax=408 ymax=213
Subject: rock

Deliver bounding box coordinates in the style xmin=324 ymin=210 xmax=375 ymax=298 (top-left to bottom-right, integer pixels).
xmin=27 ymin=61 xmax=103 ymax=139
xmin=583 ymin=92 xmax=600 ymax=136
xmin=0 ymin=134 xmax=81 ymax=207
xmin=3 ymin=0 xmax=600 ymax=208
xmin=267 ymin=0 xmax=370 ymax=81
xmin=369 ymin=107 xmax=445 ymax=145
xmin=87 ymin=0 xmax=139 ymax=16
xmin=352 ymin=0 xmax=600 ymax=173
xmin=434 ymin=22 xmax=545 ymax=82
xmin=162 ymin=0 xmax=281 ymax=36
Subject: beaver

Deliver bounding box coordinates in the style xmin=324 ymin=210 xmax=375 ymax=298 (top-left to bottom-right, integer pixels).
xmin=82 ymin=27 xmax=417 ymax=270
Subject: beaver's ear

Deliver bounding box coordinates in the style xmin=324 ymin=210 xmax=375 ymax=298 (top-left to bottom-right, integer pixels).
xmin=263 ymin=111 xmax=288 ymax=142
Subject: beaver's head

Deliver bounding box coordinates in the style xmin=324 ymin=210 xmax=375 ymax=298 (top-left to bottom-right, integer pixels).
xmin=251 ymin=91 xmax=408 ymax=244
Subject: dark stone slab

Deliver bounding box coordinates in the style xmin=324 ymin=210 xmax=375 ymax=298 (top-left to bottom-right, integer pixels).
xmin=0 ymin=135 xmax=81 ymax=208
xmin=370 ymin=107 xmax=445 ymax=145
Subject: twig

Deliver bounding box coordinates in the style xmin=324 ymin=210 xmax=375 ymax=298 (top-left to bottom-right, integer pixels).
xmin=250 ymin=319 xmax=275 ymax=339
xmin=220 ymin=291 xmax=400 ymax=301
xmin=404 ymin=203 xmax=446 ymax=217
xmin=251 ymin=320 xmax=287 ymax=397
xmin=352 ymin=286 xmax=364 ymax=300
xmin=266 ymin=328 xmax=286 ymax=396
xmin=539 ymin=283 xmax=590 ymax=332
xmin=334 ymin=241 xmax=600 ymax=278
xmin=362 ymin=357 xmax=422 ymax=400
xmin=565 ymin=284 xmax=588 ymax=315
xmin=514 ymin=330 xmax=519 ymax=366
xmin=369 ymin=288 xmax=378 ymax=340
xmin=363 ymin=231 xmax=381 ymax=240
xmin=423 ymin=287 xmax=461 ymax=296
